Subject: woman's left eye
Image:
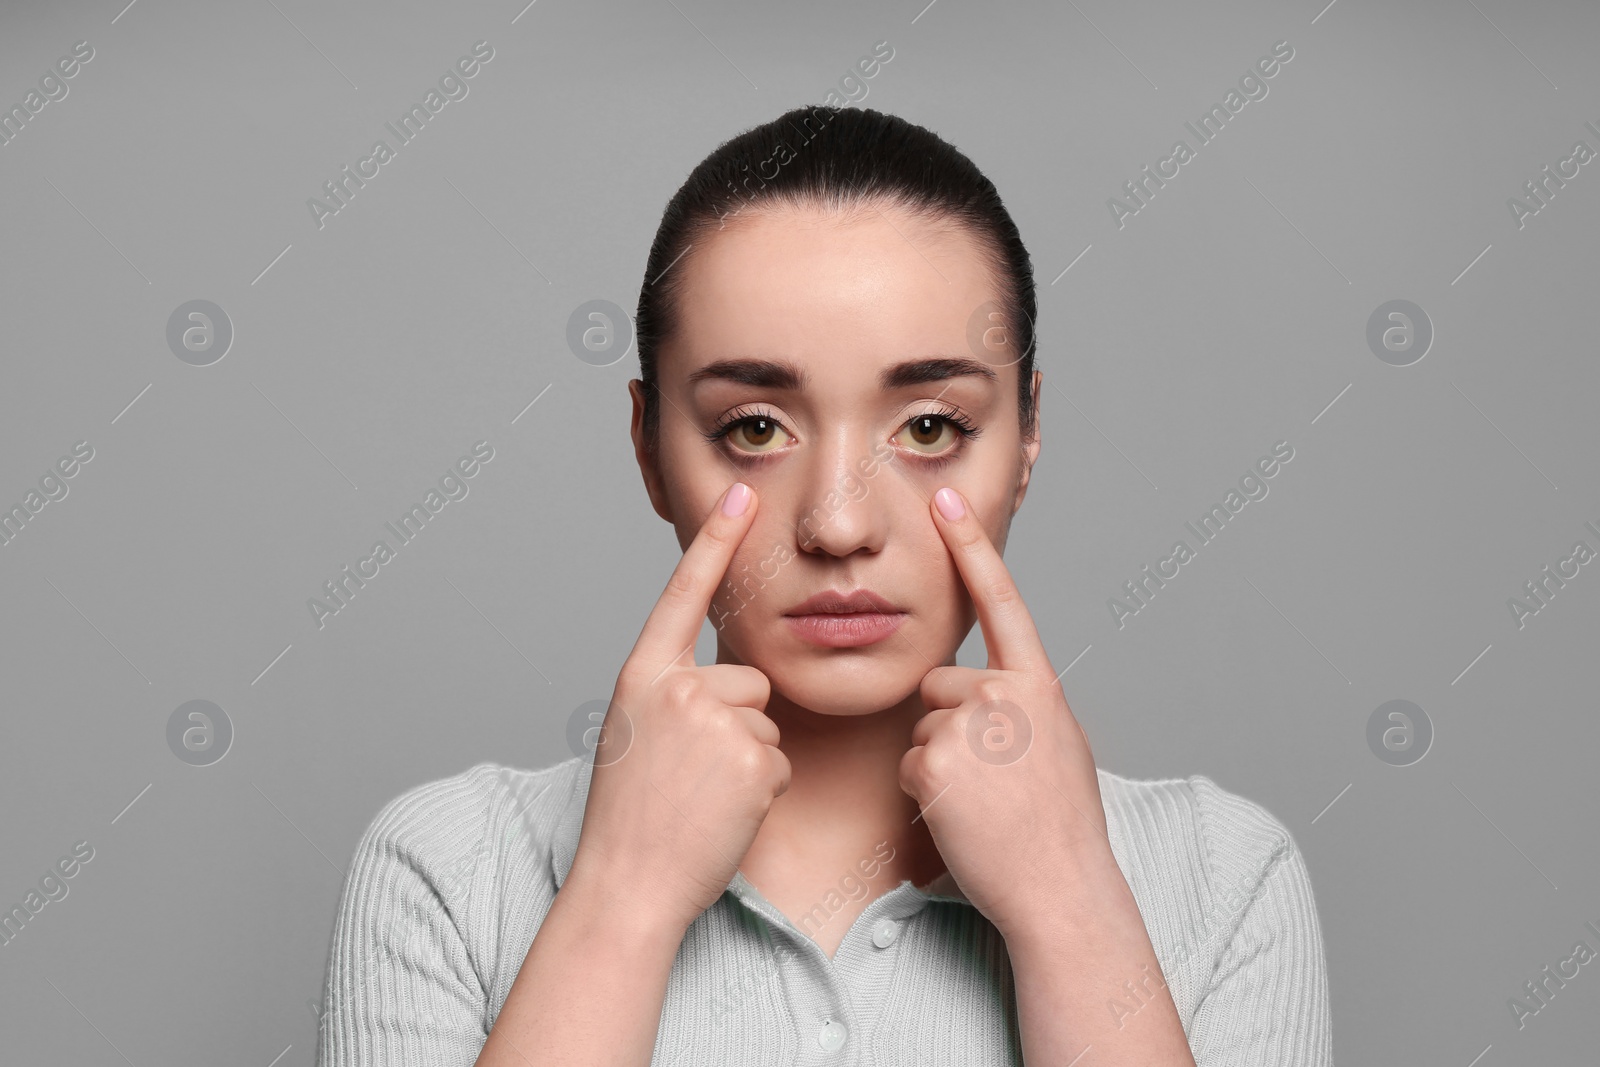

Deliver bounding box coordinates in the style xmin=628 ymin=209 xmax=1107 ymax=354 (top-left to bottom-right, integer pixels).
xmin=894 ymin=413 xmax=972 ymax=455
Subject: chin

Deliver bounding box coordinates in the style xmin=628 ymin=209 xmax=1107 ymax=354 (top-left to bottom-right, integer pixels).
xmin=761 ymin=650 xmax=925 ymax=717
xmin=782 ymin=679 xmax=914 ymax=717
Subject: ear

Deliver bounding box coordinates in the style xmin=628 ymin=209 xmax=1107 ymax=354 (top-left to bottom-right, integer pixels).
xmin=1012 ymin=369 xmax=1042 ymax=517
xmin=628 ymin=379 xmax=675 ymax=524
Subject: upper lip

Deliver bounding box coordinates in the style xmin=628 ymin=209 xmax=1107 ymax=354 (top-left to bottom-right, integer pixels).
xmin=784 ymin=588 xmax=904 ymax=615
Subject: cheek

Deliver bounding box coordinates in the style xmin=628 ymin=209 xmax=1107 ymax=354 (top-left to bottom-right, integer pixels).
xmin=666 ymin=475 xmax=736 ymax=552
xmin=904 ymin=524 xmax=963 ymax=608
xmin=893 ymin=450 xmax=1016 ymax=527
xmin=734 ymin=530 xmax=789 ymax=587
xmin=657 ymin=427 xmax=732 ymax=527
xmin=707 ymin=526 xmax=793 ymax=618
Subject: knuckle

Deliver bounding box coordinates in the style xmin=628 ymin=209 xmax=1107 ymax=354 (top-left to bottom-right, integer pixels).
xmin=666 ymin=564 xmax=702 ymax=603
xmin=919 ymin=743 xmax=953 ymax=782
xmin=705 ymin=704 xmax=742 ymax=734
xmin=978 ymin=677 xmax=1011 ymax=702
xmin=983 ymin=577 xmax=1019 ymax=608
xmin=660 ymin=672 xmax=701 ymax=708
xmin=743 ymin=667 xmax=772 ymax=701
xmin=730 ymin=741 xmax=768 ymax=782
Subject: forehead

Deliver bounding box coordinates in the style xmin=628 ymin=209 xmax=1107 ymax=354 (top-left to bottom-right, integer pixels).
xmin=666 ymin=204 xmax=1003 ymax=378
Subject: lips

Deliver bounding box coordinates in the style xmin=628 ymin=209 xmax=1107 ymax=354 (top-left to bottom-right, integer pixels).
xmin=783 ymin=588 xmax=903 ymax=616
xmin=782 ymin=588 xmax=907 ymax=648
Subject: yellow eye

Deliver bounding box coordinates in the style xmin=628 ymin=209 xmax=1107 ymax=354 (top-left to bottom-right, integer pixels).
xmin=726 ymin=416 xmax=791 ymax=454
xmin=894 ymin=414 xmax=961 ymax=455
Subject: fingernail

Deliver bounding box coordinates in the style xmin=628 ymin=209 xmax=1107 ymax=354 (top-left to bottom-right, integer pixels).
xmin=934 ymin=487 xmax=964 ymax=521
xmin=723 ymin=482 xmax=751 ymax=516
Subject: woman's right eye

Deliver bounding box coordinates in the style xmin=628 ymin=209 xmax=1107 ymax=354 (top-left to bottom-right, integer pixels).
xmin=703 ymin=406 xmax=795 ymax=459
xmin=722 ymin=415 xmax=792 ymax=454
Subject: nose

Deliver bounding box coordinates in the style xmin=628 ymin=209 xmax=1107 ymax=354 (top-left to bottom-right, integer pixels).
xmin=792 ymin=432 xmax=888 ymax=558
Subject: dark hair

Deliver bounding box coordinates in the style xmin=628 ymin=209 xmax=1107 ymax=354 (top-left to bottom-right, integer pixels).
xmin=634 ymin=105 xmax=1037 ymax=453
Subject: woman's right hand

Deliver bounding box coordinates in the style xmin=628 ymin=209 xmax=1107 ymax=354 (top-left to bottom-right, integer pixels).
xmin=568 ymin=481 xmax=791 ymax=933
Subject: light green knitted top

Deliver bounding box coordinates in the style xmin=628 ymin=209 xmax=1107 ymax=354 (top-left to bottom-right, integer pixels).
xmin=316 ymin=754 xmax=1332 ymax=1065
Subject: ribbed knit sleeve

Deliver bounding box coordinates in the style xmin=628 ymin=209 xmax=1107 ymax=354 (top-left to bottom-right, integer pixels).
xmin=1185 ymin=775 xmax=1333 ymax=1066
xmin=315 ymin=767 xmax=499 ymax=1067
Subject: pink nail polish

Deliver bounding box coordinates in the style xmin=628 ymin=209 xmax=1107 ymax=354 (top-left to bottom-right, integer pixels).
xmin=723 ymin=482 xmax=751 ymax=516
xmin=935 ymin=487 xmax=964 ymax=520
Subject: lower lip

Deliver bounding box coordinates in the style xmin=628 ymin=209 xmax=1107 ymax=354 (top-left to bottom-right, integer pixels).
xmin=784 ymin=612 xmax=907 ymax=648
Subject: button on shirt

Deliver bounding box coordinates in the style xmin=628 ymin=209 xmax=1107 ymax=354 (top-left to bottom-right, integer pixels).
xmin=315 ymin=755 xmax=1333 ymax=1066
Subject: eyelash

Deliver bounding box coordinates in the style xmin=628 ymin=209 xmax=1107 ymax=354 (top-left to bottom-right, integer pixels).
xmin=700 ymin=403 xmax=983 ymax=470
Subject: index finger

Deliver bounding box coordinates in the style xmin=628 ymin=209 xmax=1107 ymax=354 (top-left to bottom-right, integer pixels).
xmin=930 ymin=486 xmax=1050 ymax=675
xmin=626 ymin=481 xmax=758 ymax=677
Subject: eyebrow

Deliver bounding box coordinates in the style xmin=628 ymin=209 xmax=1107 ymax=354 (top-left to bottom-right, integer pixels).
xmin=685 ymin=356 xmax=999 ymax=392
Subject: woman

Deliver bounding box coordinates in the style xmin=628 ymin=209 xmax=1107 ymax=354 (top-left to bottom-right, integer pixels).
xmin=316 ymin=106 xmax=1332 ymax=1066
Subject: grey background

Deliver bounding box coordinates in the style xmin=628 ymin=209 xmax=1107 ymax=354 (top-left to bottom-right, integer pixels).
xmin=2 ymin=0 xmax=1596 ymax=1063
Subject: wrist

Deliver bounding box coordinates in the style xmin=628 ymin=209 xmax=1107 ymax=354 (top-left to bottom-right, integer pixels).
xmin=558 ymin=856 xmax=695 ymax=952
xmin=994 ymin=839 xmax=1133 ymax=946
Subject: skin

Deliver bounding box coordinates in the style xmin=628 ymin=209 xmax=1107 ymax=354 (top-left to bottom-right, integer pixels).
xmin=622 ymin=201 xmax=1197 ymax=1064
xmin=629 ymin=201 xmax=1039 ymax=942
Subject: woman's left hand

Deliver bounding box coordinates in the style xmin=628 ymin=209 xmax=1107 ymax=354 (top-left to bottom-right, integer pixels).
xmin=900 ymin=485 xmax=1117 ymax=939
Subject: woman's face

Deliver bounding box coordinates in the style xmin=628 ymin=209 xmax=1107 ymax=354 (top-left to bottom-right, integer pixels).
xmin=630 ymin=201 xmax=1041 ymax=717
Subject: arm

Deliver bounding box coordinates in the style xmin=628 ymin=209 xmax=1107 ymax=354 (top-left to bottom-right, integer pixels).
xmin=316 ymin=778 xmax=695 ymax=1067
xmin=320 ymin=780 xmax=700 ymax=1062
xmin=477 ymin=479 xmax=786 ymax=1063
xmin=1002 ymin=841 xmax=1199 ymax=1067
xmin=903 ymin=490 xmax=1199 ymax=1063
xmin=474 ymin=856 xmax=690 ymax=1067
